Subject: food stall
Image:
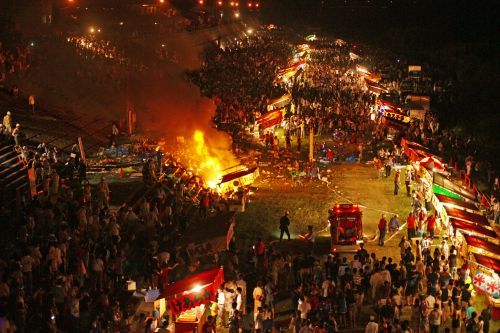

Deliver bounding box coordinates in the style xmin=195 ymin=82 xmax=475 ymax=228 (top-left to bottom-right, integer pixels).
xmin=267 ymin=93 xmax=292 ymax=111
xmin=159 ymin=267 xmax=224 ymax=333
xmin=462 ymin=237 xmax=500 ymax=319
xmin=450 ymin=218 xmax=497 ymax=243
xmin=434 ymin=194 xmax=480 ymax=214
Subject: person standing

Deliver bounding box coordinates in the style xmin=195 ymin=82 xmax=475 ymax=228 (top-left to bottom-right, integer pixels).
xmin=407 ymin=212 xmax=416 ymax=239
xmin=429 ymin=304 xmax=442 ymax=333
xmin=365 ymin=315 xmax=378 ymax=333
xmin=253 ymin=281 xmax=264 ymax=320
xmin=427 ymin=213 xmax=437 ymax=238
xmin=394 ymin=170 xmax=401 ymax=195
xmin=2 ymin=111 xmax=12 ymax=134
xmin=405 ymin=168 xmax=412 ymax=196
xmin=97 ymin=176 xmax=110 ymax=208
xmin=378 ymin=215 xmax=388 ymax=246
xmin=279 ymin=210 xmax=291 ymax=241
xmin=12 ymin=123 xmax=21 ymax=146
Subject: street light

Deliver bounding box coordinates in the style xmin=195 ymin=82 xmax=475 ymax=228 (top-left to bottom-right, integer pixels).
xmin=89 ymin=27 xmax=95 ymax=33
xmin=234 ymin=12 xmax=240 ymax=18
xmin=217 ymin=1 xmax=222 ymax=5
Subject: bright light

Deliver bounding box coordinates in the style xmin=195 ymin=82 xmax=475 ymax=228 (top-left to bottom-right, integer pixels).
xmin=247 ymin=28 xmax=253 ymax=34
xmin=154 ymin=22 xmax=158 ymax=25
xmin=255 ymin=2 xmax=259 ymax=7
xmin=192 ymin=285 xmax=203 ymax=293
xmin=217 ymin=0 xmax=222 ymax=5
xmin=119 ymin=21 xmax=124 ymax=26
xmin=30 ymin=42 xmax=34 ymax=47
xmin=159 ymin=0 xmax=165 ymax=3
xmin=199 ymin=0 xmax=204 ymax=4
xmin=161 ymin=44 xmax=166 ymax=47
xmin=234 ymin=12 xmax=240 ymax=18
xmin=248 ymin=2 xmax=252 ymax=7
xmin=230 ymin=1 xmax=234 ymax=6
xmin=235 ymin=2 xmax=239 ymax=6
xmin=97 ymin=28 xmax=101 ymax=33
xmin=89 ymin=27 xmax=95 ymax=33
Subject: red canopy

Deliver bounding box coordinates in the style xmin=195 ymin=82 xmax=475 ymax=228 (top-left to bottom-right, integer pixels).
xmin=435 ymin=194 xmax=479 ymax=212
xmin=451 ymin=218 xmax=497 ymax=239
xmin=161 ymin=267 xmax=224 ymax=316
xmin=256 ymin=109 xmax=284 ymax=129
xmin=444 ymin=207 xmax=490 ymax=227
xmin=475 ymin=254 xmax=500 ymax=273
xmin=463 ymin=234 xmax=500 ymax=257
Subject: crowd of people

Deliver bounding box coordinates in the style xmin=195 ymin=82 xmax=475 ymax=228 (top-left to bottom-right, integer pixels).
xmin=0 ymin=20 xmax=498 ymax=333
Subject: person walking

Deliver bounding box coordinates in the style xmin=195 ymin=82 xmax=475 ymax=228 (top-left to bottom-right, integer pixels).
xmin=378 ymin=214 xmax=388 ymax=246
xmin=279 ymin=210 xmax=291 ymax=241
xmin=12 ymin=123 xmax=21 ymax=146
xmin=2 ymin=111 xmax=12 ymax=134
xmin=427 ymin=213 xmax=437 ymax=238
xmin=405 ymin=168 xmax=412 ymax=196
xmin=394 ymin=170 xmax=401 ymax=195
xmin=407 ymin=212 xmax=416 ymax=239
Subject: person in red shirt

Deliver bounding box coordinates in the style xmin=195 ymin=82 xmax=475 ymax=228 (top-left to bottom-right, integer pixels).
xmin=427 ymin=213 xmax=437 ymax=238
xmin=407 ymin=212 xmax=416 ymax=239
xmin=254 ymin=238 xmax=266 ymax=267
xmin=378 ymin=214 xmax=388 ymax=246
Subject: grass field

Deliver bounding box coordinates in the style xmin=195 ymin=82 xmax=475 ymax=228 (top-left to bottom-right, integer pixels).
xmin=235 ymin=162 xmax=414 ymax=258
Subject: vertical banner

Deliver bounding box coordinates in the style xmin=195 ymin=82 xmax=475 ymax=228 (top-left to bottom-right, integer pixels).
xmin=77 ymin=137 xmax=86 ymax=164
xmin=28 ymin=168 xmax=37 ymax=197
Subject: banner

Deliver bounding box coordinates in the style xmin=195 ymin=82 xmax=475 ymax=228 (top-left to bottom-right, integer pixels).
xmin=473 ymin=272 xmax=500 ymax=298
xmin=408 ymin=65 xmax=422 ymax=72
xmin=165 ymin=268 xmax=224 ymax=316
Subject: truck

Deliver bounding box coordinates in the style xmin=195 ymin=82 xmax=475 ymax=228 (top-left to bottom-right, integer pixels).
xmin=329 ymin=203 xmax=364 ymax=253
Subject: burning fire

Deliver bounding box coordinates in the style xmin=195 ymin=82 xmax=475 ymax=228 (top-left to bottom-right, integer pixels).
xmin=193 ymin=130 xmax=223 ymax=188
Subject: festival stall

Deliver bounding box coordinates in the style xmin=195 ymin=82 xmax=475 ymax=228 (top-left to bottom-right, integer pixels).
xmin=444 ymin=206 xmax=490 ymax=228
xmin=434 ymin=194 xmax=481 ymax=214
xmin=433 ymin=172 xmax=477 ymax=202
xmin=450 ymin=218 xmax=497 ymax=242
xmin=158 ymin=267 xmax=224 ymax=333
xmin=401 ymin=138 xmax=435 ymax=162
xmin=256 ymin=108 xmax=285 ymax=131
xmin=218 ymin=166 xmax=259 ymax=193
xmin=461 ymin=235 xmax=500 ymax=318
xmin=267 ymin=93 xmax=292 ymax=111
xmin=469 ymin=253 xmax=500 ymax=319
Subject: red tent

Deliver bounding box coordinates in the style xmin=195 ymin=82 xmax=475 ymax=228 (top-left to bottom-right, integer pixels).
xmin=435 ymin=194 xmax=479 ymax=212
xmin=444 ymin=206 xmax=490 ymax=227
xmin=160 ymin=267 xmax=224 ymax=316
xmin=474 ymin=254 xmax=500 ymax=273
xmin=463 ymin=234 xmax=500 ymax=257
xmin=256 ymin=108 xmax=284 ymax=129
xmin=451 ymin=218 xmax=497 ymax=239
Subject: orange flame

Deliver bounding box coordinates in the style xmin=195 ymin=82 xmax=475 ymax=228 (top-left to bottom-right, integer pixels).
xmin=193 ymin=130 xmax=222 ymax=188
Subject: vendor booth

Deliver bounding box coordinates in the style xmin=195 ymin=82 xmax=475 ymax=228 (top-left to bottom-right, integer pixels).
xmin=401 ymin=138 xmax=435 ymax=162
xmin=433 ymin=172 xmax=477 ymax=202
xmin=469 ymin=254 xmax=500 ymax=319
xmin=267 ymin=94 xmax=292 ymax=111
xmin=256 ymin=108 xmax=285 ymax=130
xmin=444 ymin=206 xmax=490 ymax=227
xmin=463 ymin=234 xmax=500 ymax=259
xmin=434 ymin=194 xmax=480 ymax=213
xmin=450 ymin=218 xmax=497 ymax=242
xmin=160 ymin=267 xmax=224 ymax=333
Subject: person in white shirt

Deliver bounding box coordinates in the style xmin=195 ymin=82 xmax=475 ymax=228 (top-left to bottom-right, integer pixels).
xmin=217 ymin=286 xmax=226 ymax=326
xmin=297 ymin=296 xmax=311 ymax=320
xmin=365 ymin=315 xmax=378 ymax=333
